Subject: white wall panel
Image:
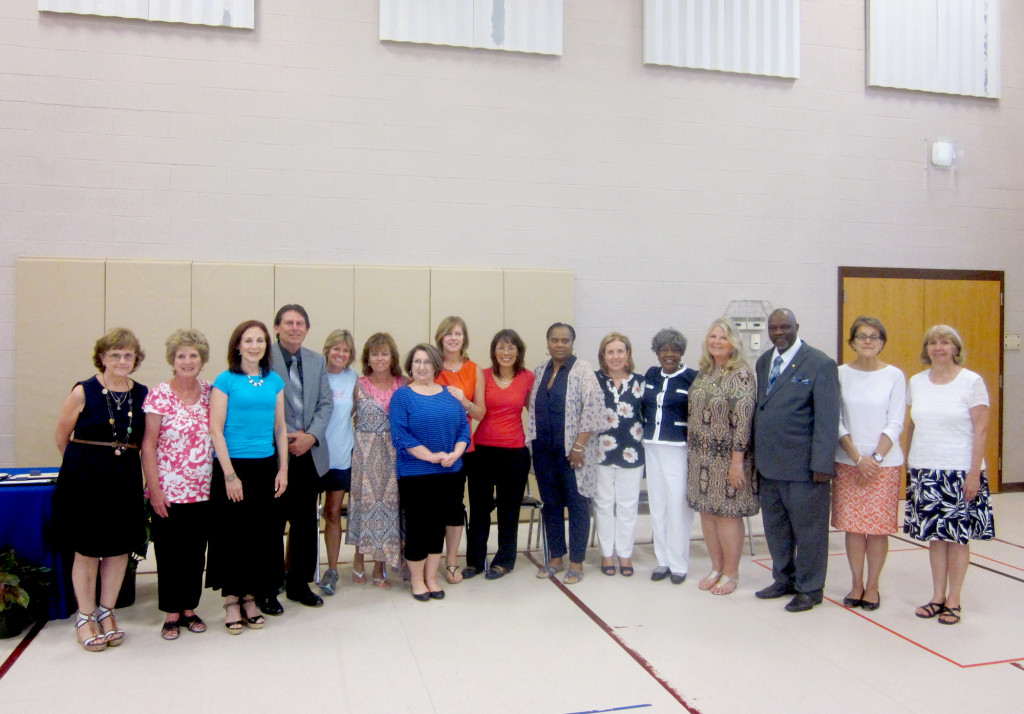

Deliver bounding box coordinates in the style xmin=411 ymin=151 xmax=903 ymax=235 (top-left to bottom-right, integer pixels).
xmin=39 ymin=0 xmax=148 ymax=20
xmin=381 ymin=0 xmax=562 ymax=55
xmin=40 ymin=0 xmax=253 ymax=28
xmin=867 ymin=0 xmax=1000 ymax=99
xmin=644 ymin=0 xmax=800 ymax=79
xmin=150 ymin=0 xmax=254 ymax=28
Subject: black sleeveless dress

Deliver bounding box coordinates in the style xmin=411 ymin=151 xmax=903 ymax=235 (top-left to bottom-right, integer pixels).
xmin=54 ymin=376 xmax=148 ymax=557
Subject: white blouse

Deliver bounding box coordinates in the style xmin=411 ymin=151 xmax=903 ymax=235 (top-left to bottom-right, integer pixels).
xmin=835 ymin=364 xmax=906 ymax=467
xmin=907 ymin=368 xmax=989 ymax=471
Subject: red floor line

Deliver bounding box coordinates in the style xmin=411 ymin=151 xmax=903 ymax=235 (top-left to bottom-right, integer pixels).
xmin=0 ymin=618 xmax=46 ymax=682
xmin=524 ymin=551 xmax=700 ymax=714
xmin=1011 ymin=662 xmax=1024 ymax=672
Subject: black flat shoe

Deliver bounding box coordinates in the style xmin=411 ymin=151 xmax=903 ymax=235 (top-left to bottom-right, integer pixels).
xmin=257 ymin=597 xmax=284 ymax=616
xmin=842 ymin=596 xmax=864 ymax=608
xmin=286 ymin=588 xmax=324 ymax=608
xmin=651 ymin=568 xmax=669 ymax=582
xmin=411 ymin=591 xmax=431 ymax=602
xmin=461 ymin=566 xmax=480 ymax=579
xmin=670 ymin=573 xmax=687 ymax=585
xmin=860 ymin=595 xmax=880 ymax=611
xmin=429 ymin=590 xmax=445 ymax=600
xmin=484 ymin=565 xmax=510 ymax=580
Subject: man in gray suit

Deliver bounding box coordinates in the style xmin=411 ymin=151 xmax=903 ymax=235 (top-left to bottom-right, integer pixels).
xmin=753 ymin=308 xmax=840 ymax=612
xmin=265 ymin=304 xmax=333 ymax=613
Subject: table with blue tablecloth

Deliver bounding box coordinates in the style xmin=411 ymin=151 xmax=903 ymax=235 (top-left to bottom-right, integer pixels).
xmin=0 ymin=469 xmax=74 ymax=621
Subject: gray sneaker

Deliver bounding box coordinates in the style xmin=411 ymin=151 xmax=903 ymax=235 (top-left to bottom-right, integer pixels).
xmin=320 ymin=568 xmax=339 ymax=596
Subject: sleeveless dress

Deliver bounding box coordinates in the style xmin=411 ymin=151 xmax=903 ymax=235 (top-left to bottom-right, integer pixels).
xmin=346 ymin=376 xmax=403 ymax=570
xmin=55 ymin=375 xmax=148 ymax=557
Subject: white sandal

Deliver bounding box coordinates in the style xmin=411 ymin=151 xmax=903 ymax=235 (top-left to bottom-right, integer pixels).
xmin=75 ymin=611 xmax=108 ymax=652
xmin=95 ymin=605 xmax=124 ymax=647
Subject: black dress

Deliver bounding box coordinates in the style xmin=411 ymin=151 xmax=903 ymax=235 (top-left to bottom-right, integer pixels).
xmin=55 ymin=376 xmax=148 ymax=557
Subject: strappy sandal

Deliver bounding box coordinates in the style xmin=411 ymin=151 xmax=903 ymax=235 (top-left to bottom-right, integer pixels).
xmin=938 ymin=605 xmax=962 ymax=625
xmin=161 ymin=619 xmax=180 ymax=641
xmin=95 ymin=605 xmax=125 ymax=647
xmin=223 ymin=599 xmax=244 ymax=635
xmin=711 ymin=575 xmax=738 ymax=596
xmin=180 ymin=613 xmax=206 ymax=633
xmin=562 ymin=569 xmax=584 ymax=585
xmin=536 ymin=563 xmax=565 ymax=579
xmin=75 ymin=611 xmax=108 ymax=652
xmin=445 ymin=565 xmax=463 ymax=584
xmin=240 ymin=596 xmax=265 ymax=629
xmin=915 ymin=601 xmax=946 ymax=619
xmin=698 ymin=570 xmax=723 ymax=591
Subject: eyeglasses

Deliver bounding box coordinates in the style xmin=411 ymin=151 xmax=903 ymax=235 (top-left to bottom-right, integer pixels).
xmin=854 ymin=334 xmax=882 ymax=343
xmin=104 ymin=351 xmax=137 ymax=362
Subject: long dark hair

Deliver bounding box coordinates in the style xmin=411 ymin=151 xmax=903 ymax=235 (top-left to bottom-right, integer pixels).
xmin=227 ymin=320 xmax=273 ymax=375
xmin=489 ymin=329 xmax=526 ymax=375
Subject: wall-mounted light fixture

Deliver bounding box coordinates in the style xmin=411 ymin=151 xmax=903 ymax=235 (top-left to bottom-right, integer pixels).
xmin=931 ymin=140 xmax=955 ymax=169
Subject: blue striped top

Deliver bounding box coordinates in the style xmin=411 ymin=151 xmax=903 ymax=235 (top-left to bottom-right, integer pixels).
xmin=388 ymin=386 xmax=472 ymax=478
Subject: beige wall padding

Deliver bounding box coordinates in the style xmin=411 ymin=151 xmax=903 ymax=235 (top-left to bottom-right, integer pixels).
xmin=15 ymin=258 xmax=572 ymax=466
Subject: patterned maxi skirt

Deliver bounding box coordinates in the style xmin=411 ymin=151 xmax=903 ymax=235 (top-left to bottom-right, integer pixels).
xmin=903 ymin=467 xmax=995 ymax=544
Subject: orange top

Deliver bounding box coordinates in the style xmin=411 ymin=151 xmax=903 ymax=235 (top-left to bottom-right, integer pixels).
xmin=435 ymin=360 xmax=478 ymax=452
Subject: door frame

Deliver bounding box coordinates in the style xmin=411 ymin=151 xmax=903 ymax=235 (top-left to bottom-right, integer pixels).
xmin=837 ymin=266 xmax=1006 ymax=490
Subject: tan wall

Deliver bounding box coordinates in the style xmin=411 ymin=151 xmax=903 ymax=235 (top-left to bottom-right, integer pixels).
xmin=15 ymin=258 xmax=571 ymax=467
xmin=3 ymin=2 xmax=1024 ymax=481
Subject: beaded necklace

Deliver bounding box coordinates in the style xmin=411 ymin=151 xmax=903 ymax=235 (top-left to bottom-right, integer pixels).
xmin=100 ymin=380 xmax=134 ymax=456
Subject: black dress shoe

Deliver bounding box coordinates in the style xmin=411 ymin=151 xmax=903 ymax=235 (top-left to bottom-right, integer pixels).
xmin=286 ymin=588 xmax=324 ymax=608
xmin=411 ymin=591 xmax=431 ymax=602
xmin=670 ymin=573 xmax=687 ymax=585
xmin=755 ymin=582 xmax=796 ymax=599
xmin=651 ymin=568 xmax=669 ymax=582
xmin=258 ymin=596 xmax=284 ymax=616
xmin=428 ymin=590 xmax=445 ymax=600
xmin=785 ymin=592 xmax=823 ymax=613
xmin=461 ymin=566 xmax=480 ymax=579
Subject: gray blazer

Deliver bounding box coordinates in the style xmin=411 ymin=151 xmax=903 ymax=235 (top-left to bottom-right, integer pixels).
xmin=753 ymin=341 xmax=840 ymax=481
xmin=271 ymin=342 xmax=333 ymax=476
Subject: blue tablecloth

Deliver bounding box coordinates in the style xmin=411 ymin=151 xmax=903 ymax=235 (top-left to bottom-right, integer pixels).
xmin=0 ymin=469 xmax=75 ymax=621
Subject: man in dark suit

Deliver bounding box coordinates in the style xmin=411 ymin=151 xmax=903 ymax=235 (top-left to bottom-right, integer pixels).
xmin=753 ymin=308 xmax=840 ymax=612
xmin=263 ymin=304 xmax=333 ymax=613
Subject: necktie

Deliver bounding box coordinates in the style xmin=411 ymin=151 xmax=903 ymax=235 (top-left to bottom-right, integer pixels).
xmin=767 ymin=355 xmax=783 ymax=394
xmin=288 ymin=358 xmax=303 ymax=418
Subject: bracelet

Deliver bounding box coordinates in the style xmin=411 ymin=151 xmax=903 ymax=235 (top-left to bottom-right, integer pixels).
xmin=571 ymin=446 xmax=583 ymax=453
xmin=224 ymin=472 xmax=238 ymax=483
xmin=855 ymin=455 xmax=863 ymax=465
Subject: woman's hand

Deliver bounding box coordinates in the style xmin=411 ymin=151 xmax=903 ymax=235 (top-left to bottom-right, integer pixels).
xmin=727 ymin=460 xmax=745 ymax=491
xmin=568 ymin=449 xmax=584 ymax=470
xmin=964 ymin=469 xmax=981 ymax=502
xmin=149 ymin=488 xmax=170 ymax=519
xmin=274 ymin=469 xmax=288 ymax=498
xmin=224 ymin=474 xmax=244 ymax=502
xmin=439 ymin=452 xmax=458 ymax=468
xmin=446 ymin=386 xmax=466 ymax=404
xmin=856 ymin=456 xmax=880 ymax=479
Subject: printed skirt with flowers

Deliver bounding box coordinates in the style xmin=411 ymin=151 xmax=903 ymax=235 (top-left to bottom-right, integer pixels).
xmin=903 ymin=467 xmax=995 ymax=544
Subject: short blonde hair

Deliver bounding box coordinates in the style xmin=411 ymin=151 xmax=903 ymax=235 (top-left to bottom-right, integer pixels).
xmin=698 ymin=318 xmax=748 ymax=373
xmin=164 ymin=329 xmax=210 ymax=366
xmin=921 ymin=324 xmax=966 ymax=365
xmin=323 ymin=329 xmax=356 ymax=362
xmin=93 ymin=327 xmax=145 ymax=373
xmin=434 ymin=316 xmax=469 ymax=361
xmin=597 ymin=332 xmax=635 ymax=374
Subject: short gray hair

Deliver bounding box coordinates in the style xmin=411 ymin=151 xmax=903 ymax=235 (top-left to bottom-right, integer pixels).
xmin=651 ymin=328 xmax=687 ymax=355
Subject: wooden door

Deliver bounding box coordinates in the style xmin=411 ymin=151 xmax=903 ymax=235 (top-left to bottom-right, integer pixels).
xmin=840 ymin=269 xmax=1003 ymax=490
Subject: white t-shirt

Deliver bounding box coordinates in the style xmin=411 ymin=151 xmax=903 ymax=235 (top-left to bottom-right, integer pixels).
xmin=835 ymin=364 xmax=906 ymax=467
xmin=907 ymin=368 xmax=989 ymax=471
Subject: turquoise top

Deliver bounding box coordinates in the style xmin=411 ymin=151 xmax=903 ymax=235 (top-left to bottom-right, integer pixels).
xmin=212 ymin=370 xmax=285 ymax=459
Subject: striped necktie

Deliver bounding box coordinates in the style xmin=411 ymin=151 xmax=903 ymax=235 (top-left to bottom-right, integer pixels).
xmin=287 ymin=358 xmax=303 ymax=419
xmin=767 ymin=355 xmax=783 ymax=394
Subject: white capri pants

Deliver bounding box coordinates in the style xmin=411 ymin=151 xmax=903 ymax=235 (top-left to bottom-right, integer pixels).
xmin=644 ymin=441 xmax=693 ymax=575
xmin=593 ymin=464 xmax=644 ymax=559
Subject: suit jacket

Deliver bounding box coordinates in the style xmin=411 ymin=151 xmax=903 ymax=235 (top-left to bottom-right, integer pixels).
xmin=753 ymin=341 xmax=840 ymax=482
xmin=271 ymin=342 xmax=333 ymax=476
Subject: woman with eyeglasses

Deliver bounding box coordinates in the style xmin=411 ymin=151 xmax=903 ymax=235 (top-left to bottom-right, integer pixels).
xmin=832 ymin=317 xmax=905 ymax=612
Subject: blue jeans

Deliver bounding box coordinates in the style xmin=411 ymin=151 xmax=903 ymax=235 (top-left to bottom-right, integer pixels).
xmin=532 ymin=440 xmax=590 ymax=564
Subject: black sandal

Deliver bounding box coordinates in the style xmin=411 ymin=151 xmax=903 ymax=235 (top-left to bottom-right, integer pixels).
xmin=223 ymin=600 xmax=244 ymax=635
xmin=180 ymin=613 xmax=206 ymax=633
xmin=915 ymin=601 xmax=945 ymax=619
xmin=938 ymin=606 xmax=961 ymax=625
xmin=240 ymin=596 xmax=265 ymax=629
xmin=161 ymin=620 xmax=180 ymax=641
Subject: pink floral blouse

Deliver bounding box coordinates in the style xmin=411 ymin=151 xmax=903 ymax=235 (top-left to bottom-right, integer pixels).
xmin=142 ymin=380 xmax=214 ymax=503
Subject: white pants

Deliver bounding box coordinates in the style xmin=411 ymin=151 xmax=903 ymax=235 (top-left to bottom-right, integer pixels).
xmin=645 ymin=442 xmax=693 ymax=575
xmin=593 ymin=464 xmax=644 ymax=558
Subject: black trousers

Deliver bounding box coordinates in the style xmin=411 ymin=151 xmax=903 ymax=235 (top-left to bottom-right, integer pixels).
xmin=283 ymin=451 xmax=320 ymax=592
xmin=152 ymin=499 xmax=211 ymax=613
xmin=399 ymin=474 xmax=446 ymax=561
xmin=465 ymin=446 xmax=530 ymax=571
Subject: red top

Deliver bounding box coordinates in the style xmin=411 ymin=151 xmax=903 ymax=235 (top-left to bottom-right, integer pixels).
xmin=472 ymin=368 xmax=535 ymax=449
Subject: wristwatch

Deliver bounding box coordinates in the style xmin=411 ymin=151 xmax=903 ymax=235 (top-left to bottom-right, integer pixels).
xmin=871 ymin=452 xmax=884 ymax=464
